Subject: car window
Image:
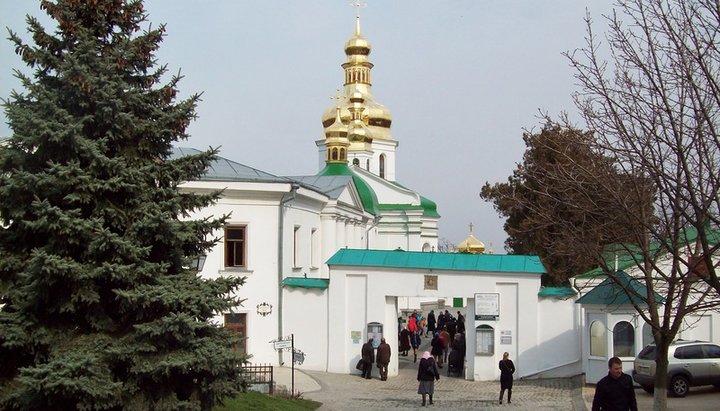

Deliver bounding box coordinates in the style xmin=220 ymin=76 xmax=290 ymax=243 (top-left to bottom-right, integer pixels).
xmin=638 ymin=345 xmax=656 ymax=360
xmin=702 ymin=344 xmax=720 ymax=359
xmin=674 ymin=345 xmax=704 ymax=359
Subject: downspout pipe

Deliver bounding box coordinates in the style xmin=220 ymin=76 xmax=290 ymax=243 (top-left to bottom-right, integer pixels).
xmin=278 ymin=183 xmax=299 ymax=365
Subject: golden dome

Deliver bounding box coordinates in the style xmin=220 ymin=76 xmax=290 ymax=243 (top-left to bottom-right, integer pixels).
xmin=457 ymin=224 xmax=485 ymax=254
xmin=321 ymin=15 xmax=393 ymax=141
xmin=344 ymin=17 xmax=371 ymax=56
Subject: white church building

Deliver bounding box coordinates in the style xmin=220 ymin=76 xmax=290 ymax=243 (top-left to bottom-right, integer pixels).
xmin=176 ymin=15 xmax=720 ymax=383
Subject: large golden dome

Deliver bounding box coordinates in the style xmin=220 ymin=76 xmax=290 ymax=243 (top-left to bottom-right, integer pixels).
xmin=321 ymin=16 xmax=393 ymax=141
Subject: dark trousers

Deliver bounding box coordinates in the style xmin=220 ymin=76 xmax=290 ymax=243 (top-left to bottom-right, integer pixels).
xmin=377 ymin=362 xmax=388 ymax=380
xmin=362 ymin=361 xmax=372 ymax=379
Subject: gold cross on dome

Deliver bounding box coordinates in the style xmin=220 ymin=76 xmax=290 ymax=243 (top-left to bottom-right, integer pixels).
xmin=330 ymin=88 xmax=345 ymax=108
xmin=350 ymin=0 xmax=367 ymax=18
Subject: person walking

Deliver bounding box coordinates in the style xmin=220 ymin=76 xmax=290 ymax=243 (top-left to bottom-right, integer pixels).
xmin=408 ymin=314 xmax=420 ymax=362
xmin=376 ymin=338 xmax=391 ymax=381
xmin=591 ymin=357 xmax=638 ymax=411
xmin=430 ymin=332 xmax=444 ymax=368
xmin=360 ymin=337 xmax=375 ymax=379
xmin=439 ymin=327 xmax=450 ymax=364
xmin=498 ymin=352 xmax=515 ymax=404
xmin=417 ymin=351 xmax=440 ymax=407
xmin=426 ymin=309 xmax=436 ymax=337
xmin=399 ymin=325 xmax=411 ymax=356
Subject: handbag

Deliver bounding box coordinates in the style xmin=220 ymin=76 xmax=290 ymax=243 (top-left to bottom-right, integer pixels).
xmin=355 ymin=359 xmax=364 ymax=370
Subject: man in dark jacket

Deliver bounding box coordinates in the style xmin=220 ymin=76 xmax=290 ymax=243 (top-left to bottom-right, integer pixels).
xmin=376 ymin=338 xmax=391 ymax=381
xmin=592 ymin=357 xmax=638 ymax=411
xmin=361 ymin=338 xmax=375 ymax=379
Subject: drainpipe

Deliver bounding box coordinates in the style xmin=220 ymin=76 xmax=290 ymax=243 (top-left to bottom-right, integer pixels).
xmin=278 ymin=183 xmax=299 ymax=365
xmin=365 ymin=215 xmax=381 ymax=249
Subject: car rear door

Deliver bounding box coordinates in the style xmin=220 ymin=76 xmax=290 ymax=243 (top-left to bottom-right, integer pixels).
xmin=674 ymin=345 xmax=710 ymax=385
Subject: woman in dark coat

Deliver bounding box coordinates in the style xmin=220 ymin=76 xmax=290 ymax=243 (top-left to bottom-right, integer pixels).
xmin=430 ymin=332 xmax=444 ymax=367
xmin=417 ymin=351 xmax=440 ymax=407
xmin=399 ymin=325 xmax=411 ymax=356
xmin=498 ymin=351 xmax=515 ymax=404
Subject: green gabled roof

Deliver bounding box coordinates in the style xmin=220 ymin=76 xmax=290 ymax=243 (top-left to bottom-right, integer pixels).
xmin=386 ymin=180 xmax=440 ymax=218
xmin=420 ymin=195 xmax=440 ymax=218
xmin=318 ymin=163 xmax=379 ymax=215
xmin=281 ymin=277 xmax=329 ymax=289
xmin=326 ymin=249 xmax=546 ymax=274
xmin=575 ymin=271 xmax=664 ymax=305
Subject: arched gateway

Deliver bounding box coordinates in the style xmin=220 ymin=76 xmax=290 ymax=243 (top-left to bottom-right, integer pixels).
xmin=282 ymin=248 xmax=582 ymax=381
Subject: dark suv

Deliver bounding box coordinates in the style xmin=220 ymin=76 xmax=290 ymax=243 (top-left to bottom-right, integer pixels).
xmin=632 ymin=340 xmax=720 ymax=397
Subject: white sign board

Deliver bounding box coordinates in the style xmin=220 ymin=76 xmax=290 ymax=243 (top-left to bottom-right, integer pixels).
xmin=273 ymin=339 xmax=292 ymax=350
xmin=474 ymin=293 xmax=500 ymax=320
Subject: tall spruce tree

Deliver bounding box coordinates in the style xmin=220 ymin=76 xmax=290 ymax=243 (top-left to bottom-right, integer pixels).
xmin=0 ymin=1 xmax=245 ymax=410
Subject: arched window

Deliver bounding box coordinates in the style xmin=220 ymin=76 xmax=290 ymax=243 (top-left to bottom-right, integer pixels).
xmin=366 ymin=159 xmax=370 ymax=170
xmin=590 ymin=320 xmax=607 ymax=357
xmin=379 ymin=154 xmax=386 ymax=178
xmin=331 ymin=148 xmax=338 ymax=161
xmin=613 ymin=321 xmax=635 ymax=357
xmin=475 ymin=325 xmax=494 ymax=355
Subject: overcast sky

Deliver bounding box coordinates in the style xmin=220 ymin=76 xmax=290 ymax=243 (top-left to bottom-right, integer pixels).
xmin=1 ymin=1 xmax=617 ymax=253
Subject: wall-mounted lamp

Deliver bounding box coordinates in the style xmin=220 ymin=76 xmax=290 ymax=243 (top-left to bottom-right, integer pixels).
xmin=190 ymin=254 xmax=207 ymax=273
xmin=257 ymin=302 xmax=273 ymax=317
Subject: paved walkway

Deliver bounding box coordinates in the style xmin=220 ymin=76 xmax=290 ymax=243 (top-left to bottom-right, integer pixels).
xmin=274 ymin=339 xmax=588 ymax=410
xmin=273 ymin=337 xmax=720 ymax=410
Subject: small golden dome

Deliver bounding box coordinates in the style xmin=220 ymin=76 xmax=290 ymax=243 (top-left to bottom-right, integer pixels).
xmin=457 ymin=224 xmax=485 ymax=254
xmin=325 ymin=106 xmax=348 ymax=139
xmin=345 ymin=16 xmax=371 ymax=56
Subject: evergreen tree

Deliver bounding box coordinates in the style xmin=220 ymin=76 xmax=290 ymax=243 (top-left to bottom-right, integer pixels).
xmin=0 ymin=1 xmax=245 ymax=410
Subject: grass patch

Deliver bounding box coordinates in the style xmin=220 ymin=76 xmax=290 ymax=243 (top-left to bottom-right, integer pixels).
xmin=214 ymin=391 xmax=321 ymax=411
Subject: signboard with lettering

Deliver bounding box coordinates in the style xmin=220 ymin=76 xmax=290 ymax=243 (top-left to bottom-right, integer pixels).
xmin=474 ymin=293 xmax=500 ymax=320
xmin=273 ymin=339 xmax=292 ymax=350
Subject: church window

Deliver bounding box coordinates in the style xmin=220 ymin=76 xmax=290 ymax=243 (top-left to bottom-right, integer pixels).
xmin=366 ymin=159 xmax=370 ymax=171
xmin=332 ymin=148 xmax=338 ymax=161
xmin=310 ymin=228 xmax=318 ymax=268
xmin=475 ymin=325 xmax=494 ymax=355
xmin=340 ymin=148 xmax=346 ymax=160
xmin=224 ymin=313 xmax=247 ymax=354
xmin=224 ymin=225 xmax=246 ymax=268
xmin=590 ymin=320 xmax=607 ymax=357
xmin=613 ymin=321 xmax=635 ymax=357
xmin=352 ymin=158 xmax=360 ymax=166
xmin=293 ymin=225 xmax=301 ymax=268
xmin=379 ymin=154 xmax=385 ymax=178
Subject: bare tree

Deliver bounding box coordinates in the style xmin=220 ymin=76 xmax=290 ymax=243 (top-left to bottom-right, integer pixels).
xmin=552 ymin=1 xmax=720 ymax=409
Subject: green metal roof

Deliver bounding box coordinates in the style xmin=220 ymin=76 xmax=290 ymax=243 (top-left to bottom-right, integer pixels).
xmin=317 ymin=163 xmax=440 ymax=218
xmin=326 ymin=249 xmax=546 ymax=274
xmin=575 ymin=271 xmax=664 ymax=305
xmin=317 ymin=163 xmax=379 ymax=215
xmin=281 ymin=277 xmax=329 ymax=289
xmin=538 ymin=287 xmax=577 ymax=299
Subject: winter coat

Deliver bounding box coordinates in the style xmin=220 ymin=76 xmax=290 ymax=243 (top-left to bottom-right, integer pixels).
xmin=417 ymin=357 xmax=440 ymax=381
xmin=361 ymin=342 xmax=375 ymax=363
xmin=376 ymin=342 xmax=391 ymax=365
xmin=499 ymin=359 xmax=515 ymax=389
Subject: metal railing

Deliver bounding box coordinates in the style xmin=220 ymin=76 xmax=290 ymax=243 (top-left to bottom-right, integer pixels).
xmin=239 ymin=364 xmax=274 ymax=395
